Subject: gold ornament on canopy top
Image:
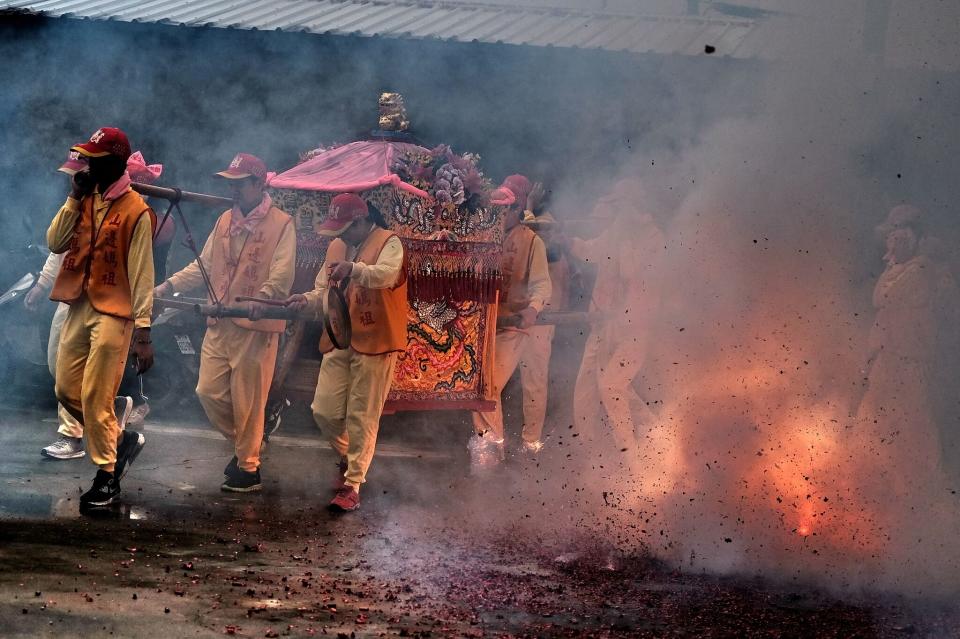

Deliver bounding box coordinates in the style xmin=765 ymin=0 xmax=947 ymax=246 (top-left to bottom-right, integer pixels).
xmin=378 ymin=92 xmax=410 ymax=132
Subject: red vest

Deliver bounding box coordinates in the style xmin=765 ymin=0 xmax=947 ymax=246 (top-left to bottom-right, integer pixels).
xmin=50 ymin=191 xmax=154 ymax=320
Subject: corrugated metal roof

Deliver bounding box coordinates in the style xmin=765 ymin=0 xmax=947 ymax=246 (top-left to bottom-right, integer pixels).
xmin=0 ymin=0 xmax=763 ymax=58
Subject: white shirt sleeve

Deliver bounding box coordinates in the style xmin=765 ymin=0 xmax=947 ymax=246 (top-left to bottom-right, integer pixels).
xmin=350 ymin=235 xmax=404 ymax=290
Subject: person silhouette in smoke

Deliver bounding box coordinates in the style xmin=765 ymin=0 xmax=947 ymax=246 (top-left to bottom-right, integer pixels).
xmin=875 ymin=205 xmax=960 ymax=467
xmin=562 ymin=177 xmax=665 ymax=474
xmin=156 ymin=153 xmax=296 ymax=493
xmin=857 ymin=212 xmax=957 ymax=491
xmin=46 ymin=127 xmax=155 ymax=509
xmin=285 ymin=194 xmax=407 ymax=512
xmin=468 ymin=175 xmax=552 ymax=471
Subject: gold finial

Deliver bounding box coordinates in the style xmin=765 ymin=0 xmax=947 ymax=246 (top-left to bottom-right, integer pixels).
xmin=378 ymin=92 xmax=410 ymax=132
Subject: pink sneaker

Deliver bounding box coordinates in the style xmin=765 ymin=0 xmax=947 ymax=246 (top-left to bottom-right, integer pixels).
xmin=328 ymin=486 xmax=360 ymax=512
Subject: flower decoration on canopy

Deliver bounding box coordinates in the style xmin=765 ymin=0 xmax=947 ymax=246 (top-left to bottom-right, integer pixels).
xmin=435 ymin=163 xmax=465 ymax=206
xmin=390 ymin=144 xmax=490 ymax=216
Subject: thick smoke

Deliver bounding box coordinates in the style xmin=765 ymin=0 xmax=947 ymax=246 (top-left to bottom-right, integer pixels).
xmin=538 ymin=9 xmax=960 ymax=599
xmin=2 ymin=1 xmax=960 ymax=603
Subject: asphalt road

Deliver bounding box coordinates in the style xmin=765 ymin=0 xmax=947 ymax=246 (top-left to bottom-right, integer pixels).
xmin=0 ymin=404 xmax=956 ymax=638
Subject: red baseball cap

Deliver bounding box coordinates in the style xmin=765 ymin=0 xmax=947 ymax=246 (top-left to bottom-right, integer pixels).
xmin=316 ymin=193 xmax=368 ymax=237
xmin=58 ymin=148 xmax=88 ymax=176
xmin=216 ymin=152 xmax=267 ymax=180
xmin=72 ymin=127 xmax=132 ymax=160
xmin=502 ymin=174 xmax=531 ymax=209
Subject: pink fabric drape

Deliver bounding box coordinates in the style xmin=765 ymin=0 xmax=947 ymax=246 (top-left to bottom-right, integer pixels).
xmin=268 ymin=140 xmax=430 ymax=200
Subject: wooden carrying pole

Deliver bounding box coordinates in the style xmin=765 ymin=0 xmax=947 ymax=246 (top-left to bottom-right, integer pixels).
xmin=132 ymin=183 xmax=233 ymax=209
xmin=496 ymin=311 xmax=603 ymax=329
xmin=154 ymin=297 xmax=316 ymax=322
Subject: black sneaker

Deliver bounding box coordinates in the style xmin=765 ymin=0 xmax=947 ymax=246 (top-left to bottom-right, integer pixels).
xmin=114 ymin=430 xmax=145 ymax=481
xmin=224 ymin=455 xmax=239 ymax=477
xmin=221 ymin=468 xmax=261 ymax=493
xmin=80 ymin=469 xmax=120 ymax=509
xmin=264 ymin=397 xmax=289 ymax=441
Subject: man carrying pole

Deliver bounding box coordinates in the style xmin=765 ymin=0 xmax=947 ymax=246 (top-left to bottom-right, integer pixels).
xmin=468 ymin=175 xmax=552 ymax=470
xmin=514 ymin=182 xmax=571 ymax=455
xmin=156 ymin=153 xmax=295 ymax=492
xmin=46 ymin=127 xmax=155 ymax=509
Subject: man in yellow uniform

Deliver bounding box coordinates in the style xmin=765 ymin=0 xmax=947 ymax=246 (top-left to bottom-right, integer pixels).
xmin=285 ymin=193 xmax=407 ymax=512
xmin=28 ymin=149 xmax=93 ymax=460
xmin=156 ymin=153 xmax=295 ymax=492
xmin=516 ymin=202 xmax=570 ymax=455
xmin=46 ymin=127 xmax=155 ymax=509
xmin=469 ymin=175 xmax=552 ymax=471
xmin=30 ymin=150 xmax=166 ymax=459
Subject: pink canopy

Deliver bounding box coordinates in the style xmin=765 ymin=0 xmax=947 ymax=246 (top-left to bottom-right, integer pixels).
xmin=269 ymin=140 xmax=431 ymax=200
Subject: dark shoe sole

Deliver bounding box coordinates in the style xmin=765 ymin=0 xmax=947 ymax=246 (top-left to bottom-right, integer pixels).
xmin=116 ymin=432 xmax=145 ymax=481
xmin=80 ymin=494 xmax=119 ymax=509
xmin=327 ymin=499 xmax=359 ymax=512
xmin=327 ymin=504 xmax=359 ymax=513
xmin=220 ymin=482 xmax=262 ymax=493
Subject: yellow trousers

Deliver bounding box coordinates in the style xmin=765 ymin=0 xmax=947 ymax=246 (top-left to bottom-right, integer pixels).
xmin=518 ymin=325 xmax=554 ymax=443
xmin=311 ymin=348 xmax=398 ymax=490
xmin=55 ymin=297 xmax=132 ymax=471
xmin=573 ymin=325 xmax=655 ymax=452
xmin=472 ymin=329 xmax=529 ymax=440
xmin=56 ymin=404 xmax=83 ymax=438
xmin=196 ymin=321 xmax=279 ymax=473
xmin=48 ymin=303 xmax=83 ymax=438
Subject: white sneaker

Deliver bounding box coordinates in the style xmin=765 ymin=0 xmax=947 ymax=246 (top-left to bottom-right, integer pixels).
xmin=127 ymin=402 xmax=150 ymax=427
xmin=519 ymin=439 xmax=545 ymax=455
xmin=41 ymin=436 xmax=85 ymax=460
xmin=114 ymin=396 xmax=133 ymax=432
xmin=467 ymin=433 xmax=504 ymax=474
